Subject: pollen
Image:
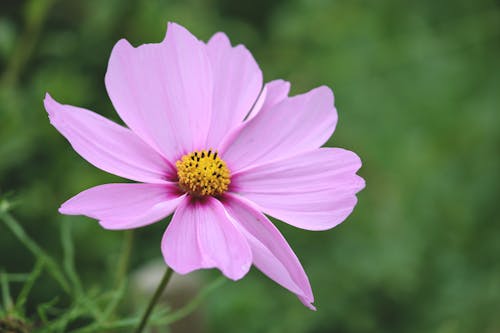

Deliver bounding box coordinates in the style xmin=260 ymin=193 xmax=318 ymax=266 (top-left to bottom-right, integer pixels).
xmin=176 ymin=149 xmax=231 ymax=197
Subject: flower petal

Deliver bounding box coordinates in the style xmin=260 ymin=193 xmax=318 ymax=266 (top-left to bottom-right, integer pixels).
xmin=105 ymin=22 xmax=213 ymax=162
xmin=222 ymin=194 xmax=315 ymax=309
xmin=59 ymin=183 xmax=184 ymax=230
xmin=220 ymin=86 xmax=337 ymax=172
xmin=205 ymin=32 xmax=262 ymax=148
xmin=162 ymin=196 xmax=252 ymax=280
xmin=232 ymin=148 xmax=365 ymax=230
xmin=44 ymin=94 xmax=173 ymax=183
xmin=246 ymin=79 xmax=291 ymax=120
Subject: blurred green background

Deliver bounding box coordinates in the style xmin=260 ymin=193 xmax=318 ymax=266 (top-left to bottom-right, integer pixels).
xmin=1 ymin=0 xmax=499 ymax=332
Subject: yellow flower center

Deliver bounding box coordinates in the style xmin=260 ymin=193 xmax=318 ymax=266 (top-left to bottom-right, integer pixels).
xmin=176 ymin=149 xmax=231 ymax=197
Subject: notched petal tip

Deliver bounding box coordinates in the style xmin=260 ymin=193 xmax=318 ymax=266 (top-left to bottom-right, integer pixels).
xmin=314 ymin=84 xmax=335 ymax=102
xmin=43 ymin=92 xmax=53 ymax=103
xmin=312 ymin=86 xmax=337 ymax=120
xmin=338 ymin=150 xmax=365 ymax=192
xmin=294 ymin=283 xmax=316 ymax=310
xmin=167 ymin=21 xmax=182 ymax=30
xmin=43 ymin=92 xmax=56 ymax=115
xmin=335 ymin=148 xmax=364 ymax=174
xmin=298 ymin=292 xmax=316 ymax=310
xmin=58 ymin=191 xmax=85 ymax=216
xmin=208 ymin=31 xmax=231 ymax=46
xmin=58 ymin=205 xmax=69 ymax=215
xmin=355 ymin=174 xmax=366 ymax=192
xmin=222 ymin=261 xmax=252 ymax=281
xmin=105 ymin=38 xmax=134 ymax=86
xmin=166 ymin=21 xmax=200 ymax=43
xmin=303 ymin=300 xmax=317 ymax=311
xmin=58 ymin=200 xmax=78 ymax=216
xmin=313 ymin=84 xmax=337 ymax=111
xmin=108 ymin=39 xmax=134 ymax=61
xmin=114 ymin=38 xmax=133 ymax=49
xmin=43 ymin=93 xmax=66 ymax=127
xmin=111 ymin=23 xmax=183 ymax=51
xmin=270 ymin=79 xmax=291 ymax=95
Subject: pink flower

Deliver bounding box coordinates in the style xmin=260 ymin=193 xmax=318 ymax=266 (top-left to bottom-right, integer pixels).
xmin=44 ymin=22 xmax=364 ymax=310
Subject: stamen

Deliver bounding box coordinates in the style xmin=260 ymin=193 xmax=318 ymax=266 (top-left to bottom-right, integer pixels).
xmin=176 ymin=149 xmax=231 ymax=197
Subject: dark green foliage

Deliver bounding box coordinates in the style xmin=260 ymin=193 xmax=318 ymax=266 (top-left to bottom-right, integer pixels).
xmin=1 ymin=0 xmax=499 ymax=332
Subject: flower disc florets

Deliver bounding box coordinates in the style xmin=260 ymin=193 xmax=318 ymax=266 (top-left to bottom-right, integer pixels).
xmin=176 ymin=149 xmax=230 ymax=197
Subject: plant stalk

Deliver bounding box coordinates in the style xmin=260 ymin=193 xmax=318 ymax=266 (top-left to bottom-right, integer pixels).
xmin=134 ymin=266 xmax=174 ymax=333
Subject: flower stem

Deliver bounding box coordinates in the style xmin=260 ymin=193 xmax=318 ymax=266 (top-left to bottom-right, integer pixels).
xmin=134 ymin=266 xmax=174 ymax=333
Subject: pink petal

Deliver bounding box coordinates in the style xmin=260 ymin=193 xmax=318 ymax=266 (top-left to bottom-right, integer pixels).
xmin=205 ymin=32 xmax=262 ymax=148
xmin=222 ymin=194 xmax=315 ymax=309
xmin=59 ymin=183 xmax=184 ymax=230
xmin=44 ymin=94 xmax=173 ymax=183
xmin=105 ymin=22 xmax=213 ymax=162
xmin=246 ymin=79 xmax=291 ymax=120
xmin=162 ymin=197 xmax=252 ymax=280
xmin=220 ymin=86 xmax=337 ymax=172
xmin=232 ymin=148 xmax=365 ymax=231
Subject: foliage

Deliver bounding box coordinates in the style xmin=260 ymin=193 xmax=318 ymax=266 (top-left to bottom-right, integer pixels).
xmin=1 ymin=0 xmax=499 ymax=332
xmin=0 ymin=198 xmax=225 ymax=332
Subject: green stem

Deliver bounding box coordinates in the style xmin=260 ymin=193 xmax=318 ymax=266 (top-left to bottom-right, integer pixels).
xmin=134 ymin=267 xmax=174 ymax=333
xmin=101 ymin=230 xmax=134 ymax=322
xmin=0 ymin=210 xmax=70 ymax=293
xmin=115 ymin=230 xmax=134 ymax=286
xmin=0 ymin=271 xmax=13 ymax=312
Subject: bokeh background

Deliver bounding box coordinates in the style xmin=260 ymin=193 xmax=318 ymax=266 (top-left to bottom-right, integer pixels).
xmin=1 ymin=0 xmax=499 ymax=332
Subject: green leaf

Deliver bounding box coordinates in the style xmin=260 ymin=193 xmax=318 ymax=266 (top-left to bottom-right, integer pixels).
xmin=15 ymin=258 xmax=44 ymax=316
xmin=0 ymin=210 xmax=70 ymax=293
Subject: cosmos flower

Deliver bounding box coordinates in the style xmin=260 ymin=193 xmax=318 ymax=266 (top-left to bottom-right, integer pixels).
xmin=44 ymin=22 xmax=364 ymax=310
